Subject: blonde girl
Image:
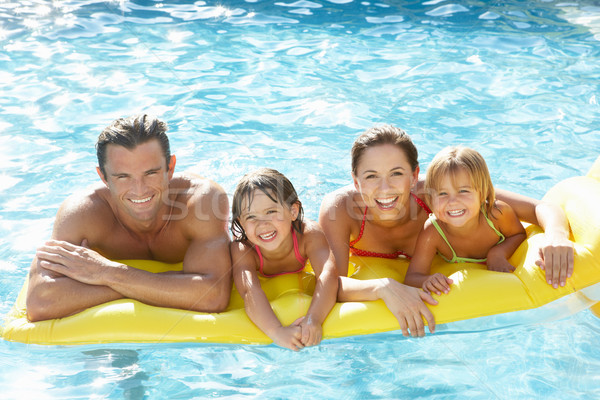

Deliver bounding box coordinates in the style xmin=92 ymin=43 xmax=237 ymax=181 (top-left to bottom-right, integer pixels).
xmin=405 ymin=146 xmax=527 ymax=295
xmin=230 ymin=168 xmax=338 ymax=351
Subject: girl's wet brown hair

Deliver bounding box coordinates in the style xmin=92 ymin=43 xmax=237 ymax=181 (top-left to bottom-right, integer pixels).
xmin=231 ymin=168 xmax=304 ymax=242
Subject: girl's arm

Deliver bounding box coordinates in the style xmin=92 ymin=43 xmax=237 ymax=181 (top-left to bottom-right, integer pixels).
xmin=230 ymin=242 xmax=303 ymax=351
xmin=318 ymin=188 xmax=354 ymax=277
xmin=486 ymin=201 xmax=527 ymax=273
xmin=496 ymin=189 xmax=574 ymax=287
xmin=405 ymin=224 xmax=453 ymax=295
xmin=301 ymin=225 xmax=339 ymax=347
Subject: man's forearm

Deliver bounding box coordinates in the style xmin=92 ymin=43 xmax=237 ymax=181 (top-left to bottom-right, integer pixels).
xmin=102 ymin=266 xmax=231 ymax=312
xmin=26 ymin=274 xmax=122 ymax=322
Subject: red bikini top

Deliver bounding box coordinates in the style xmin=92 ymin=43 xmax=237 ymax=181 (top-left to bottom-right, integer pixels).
xmin=255 ymin=228 xmax=306 ymax=277
xmin=348 ymin=193 xmax=431 ymax=259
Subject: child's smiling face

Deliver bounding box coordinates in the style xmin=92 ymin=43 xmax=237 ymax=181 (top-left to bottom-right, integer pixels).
xmin=239 ymin=190 xmax=299 ymax=251
xmin=430 ymin=168 xmax=481 ymax=229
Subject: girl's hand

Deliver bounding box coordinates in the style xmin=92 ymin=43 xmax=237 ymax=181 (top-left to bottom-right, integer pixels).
xmin=486 ymin=249 xmax=516 ymax=273
xmin=422 ymin=273 xmax=453 ymax=295
xmin=299 ymin=315 xmax=322 ymax=347
xmin=270 ymin=324 xmax=304 ymax=351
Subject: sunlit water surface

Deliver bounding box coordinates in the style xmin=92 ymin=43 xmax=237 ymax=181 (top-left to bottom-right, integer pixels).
xmin=1 ymin=0 xmax=599 ymax=398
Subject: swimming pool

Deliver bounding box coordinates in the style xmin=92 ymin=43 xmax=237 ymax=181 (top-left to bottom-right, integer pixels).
xmin=1 ymin=0 xmax=599 ymax=398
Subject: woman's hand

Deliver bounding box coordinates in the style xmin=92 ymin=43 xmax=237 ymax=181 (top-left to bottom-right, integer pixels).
xmin=377 ymin=278 xmax=437 ymax=337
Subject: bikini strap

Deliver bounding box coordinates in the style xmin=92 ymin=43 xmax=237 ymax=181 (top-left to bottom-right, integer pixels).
xmin=256 ymin=227 xmax=306 ymax=277
xmin=349 ymin=206 xmax=368 ymax=247
xmin=482 ymin=206 xmax=506 ymax=244
xmin=429 ymin=214 xmax=457 ymax=263
xmin=255 ymin=245 xmax=265 ymax=275
xmin=412 ymin=193 xmax=432 ymax=214
xmin=291 ymin=228 xmax=307 ymax=265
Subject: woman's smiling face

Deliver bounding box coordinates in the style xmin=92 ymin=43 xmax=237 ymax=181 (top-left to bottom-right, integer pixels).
xmin=352 ymin=144 xmax=418 ymax=220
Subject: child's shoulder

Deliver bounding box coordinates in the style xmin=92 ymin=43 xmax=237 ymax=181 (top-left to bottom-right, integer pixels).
xmin=421 ymin=217 xmax=444 ymax=239
xmin=229 ymin=240 xmax=260 ymax=268
xmin=298 ymin=220 xmax=329 ymax=250
xmin=301 ymin=219 xmax=327 ymax=237
xmin=229 ymin=240 xmax=253 ymax=255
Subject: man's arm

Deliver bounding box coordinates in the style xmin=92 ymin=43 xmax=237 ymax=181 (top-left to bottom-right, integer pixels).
xmin=88 ymin=235 xmax=232 ymax=312
xmin=26 ymin=254 xmax=123 ymax=322
xmin=28 ymin=181 xmax=232 ymax=321
xmin=26 ymin=193 xmax=124 ymax=322
xmin=110 ymin=181 xmax=232 ymax=311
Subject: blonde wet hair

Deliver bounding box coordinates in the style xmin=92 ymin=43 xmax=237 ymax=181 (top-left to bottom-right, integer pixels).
xmin=425 ymin=146 xmax=496 ymax=216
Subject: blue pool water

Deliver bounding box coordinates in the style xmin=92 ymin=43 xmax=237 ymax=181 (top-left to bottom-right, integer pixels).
xmin=1 ymin=0 xmax=600 ymax=398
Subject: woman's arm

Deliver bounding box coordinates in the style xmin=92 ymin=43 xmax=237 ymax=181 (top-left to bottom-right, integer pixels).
xmin=318 ymin=188 xmax=355 ymax=276
xmin=231 ymin=243 xmax=303 ymax=351
xmin=496 ymin=189 xmax=574 ymax=287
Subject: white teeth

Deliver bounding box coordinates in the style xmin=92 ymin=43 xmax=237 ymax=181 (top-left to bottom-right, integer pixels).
xmin=376 ymin=196 xmax=398 ymax=206
xmin=375 ymin=196 xmax=398 ymax=209
xmin=259 ymin=231 xmax=276 ymax=240
xmin=131 ymin=196 xmax=152 ymax=204
xmin=448 ymin=209 xmax=465 ymax=216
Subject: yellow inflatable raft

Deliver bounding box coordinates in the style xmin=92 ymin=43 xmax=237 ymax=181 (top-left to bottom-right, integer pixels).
xmin=3 ymin=157 xmax=600 ymax=345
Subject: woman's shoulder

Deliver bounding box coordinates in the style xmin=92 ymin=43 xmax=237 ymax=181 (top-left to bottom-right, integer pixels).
xmin=319 ymin=184 xmax=362 ymax=223
xmin=321 ymin=184 xmax=360 ymax=204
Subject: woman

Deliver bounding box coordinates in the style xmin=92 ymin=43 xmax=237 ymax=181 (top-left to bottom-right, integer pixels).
xmin=319 ymin=125 xmax=574 ymax=338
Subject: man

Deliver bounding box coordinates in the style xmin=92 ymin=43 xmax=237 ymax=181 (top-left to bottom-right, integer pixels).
xmin=26 ymin=114 xmax=232 ymax=322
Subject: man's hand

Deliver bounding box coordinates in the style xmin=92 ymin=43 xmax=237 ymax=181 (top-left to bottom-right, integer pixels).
xmin=36 ymin=239 xmax=123 ymax=286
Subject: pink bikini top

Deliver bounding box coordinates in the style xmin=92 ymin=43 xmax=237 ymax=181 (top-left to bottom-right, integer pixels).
xmin=255 ymin=228 xmax=307 ymax=277
xmin=348 ymin=193 xmax=432 ymax=259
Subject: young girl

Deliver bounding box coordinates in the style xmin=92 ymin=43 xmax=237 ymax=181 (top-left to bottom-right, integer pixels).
xmin=404 ymin=146 xmax=527 ymax=295
xmin=230 ymin=168 xmax=338 ymax=351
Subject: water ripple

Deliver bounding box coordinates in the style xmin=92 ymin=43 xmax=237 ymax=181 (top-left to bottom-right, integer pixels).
xmin=1 ymin=0 xmax=599 ymax=398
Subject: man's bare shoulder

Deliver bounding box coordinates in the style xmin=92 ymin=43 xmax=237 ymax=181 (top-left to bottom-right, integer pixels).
xmin=171 ymin=173 xmax=226 ymax=202
xmin=53 ymin=183 xmax=116 ymax=240
xmin=171 ymin=173 xmax=229 ymax=232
